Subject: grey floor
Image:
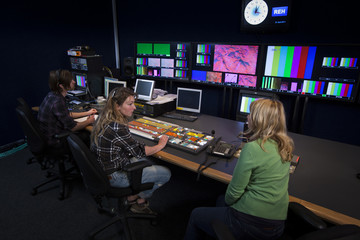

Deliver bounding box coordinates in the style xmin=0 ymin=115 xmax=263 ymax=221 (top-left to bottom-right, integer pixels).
xmin=0 ymin=147 xmax=227 ymax=240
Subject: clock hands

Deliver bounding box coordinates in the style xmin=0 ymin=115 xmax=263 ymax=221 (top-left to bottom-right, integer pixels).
xmin=254 ymin=6 xmax=260 ymax=15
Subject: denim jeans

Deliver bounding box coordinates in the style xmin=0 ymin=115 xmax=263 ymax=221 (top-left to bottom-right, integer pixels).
xmin=108 ymin=157 xmax=171 ymax=199
xmin=184 ymin=196 xmax=284 ymax=240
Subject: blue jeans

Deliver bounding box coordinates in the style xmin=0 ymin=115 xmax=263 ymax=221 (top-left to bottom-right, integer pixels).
xmin=108 ymin=157 xmax=171 ymax=199
xmin=184 ymin=196 xmax=284 ymax=240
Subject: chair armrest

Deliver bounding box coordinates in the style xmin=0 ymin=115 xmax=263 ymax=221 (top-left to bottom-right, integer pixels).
xmin=123 ymin=160 xmax=152 ymax=172
xmin=289 ymin=202 xmax=327 ymax=230
xmin=123 ymin=160 xmax=154 ymax=193
xmin=54 ymin=132 xmax=70 ymax=139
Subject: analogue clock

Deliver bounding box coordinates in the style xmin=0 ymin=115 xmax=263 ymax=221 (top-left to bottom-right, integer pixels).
xmin=244 ymin=0 xmax=269 ymax=25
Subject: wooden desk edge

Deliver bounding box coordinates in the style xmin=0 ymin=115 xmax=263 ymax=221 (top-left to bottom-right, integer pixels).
xmin=85 ymin=125 xmax=360 ymax=227
xmin=153 ymin=151 xmax=232 ymax=184
xmin=288 ymin=196 xmax=360 ymax=227
xmin=154 ymin=151 xmax=360 ymax=227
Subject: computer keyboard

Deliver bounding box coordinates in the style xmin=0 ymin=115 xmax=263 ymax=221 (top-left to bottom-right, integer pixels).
xmin=162 ymin=112 xmax=198 ymax=122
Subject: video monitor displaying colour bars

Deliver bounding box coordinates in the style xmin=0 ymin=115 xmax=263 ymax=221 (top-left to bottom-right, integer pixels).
xmin=264 ymin=46 xmax=316 ymax=79
xmin=240 ymin=96 xmax=258 ymax=114
xmin=135 ymin=42 xmax=190 ymax=81
xmin=75 ymin=74 xmax=86 ymax=88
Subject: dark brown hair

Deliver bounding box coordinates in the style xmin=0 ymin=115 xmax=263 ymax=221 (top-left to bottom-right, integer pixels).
xmin=48 ymin=69 xmax=73 ymax=93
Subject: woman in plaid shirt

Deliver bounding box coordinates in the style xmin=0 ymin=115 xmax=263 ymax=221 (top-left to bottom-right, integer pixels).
xmin=91 ymin=87 xmax=171 ymax=214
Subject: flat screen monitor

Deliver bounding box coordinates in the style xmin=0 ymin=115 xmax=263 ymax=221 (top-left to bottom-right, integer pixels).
xmin=260 ymin=44 xmax=360 ymax=102
xmin=191 ymin=43 xmax=259 ymax=89
xmin=73 ymin=73 xmax=87 ymax=89
xmin=135 ymin=41 xmax=191 ymax=81
xmin=236 ymin=90 xmax=278 ymax=122
xmin=134 ymin=78 xmax=155 ymax=101
xmin=176 ymin=87 xmax=202 ymax=113
xmin=104 ymin=77 xmax=127 ymax=98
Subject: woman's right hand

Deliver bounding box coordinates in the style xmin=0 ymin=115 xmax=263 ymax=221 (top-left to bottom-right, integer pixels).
xmin=158 ymin=135 xmax=169 ymax=148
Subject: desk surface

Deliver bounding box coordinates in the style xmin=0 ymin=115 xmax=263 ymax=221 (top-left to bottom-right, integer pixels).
xmin=86 ymin=113 xmax=360 ymax=226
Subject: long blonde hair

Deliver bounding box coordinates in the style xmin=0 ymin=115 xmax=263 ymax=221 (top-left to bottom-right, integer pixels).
xmin=91 ymin=87 xmax=137 ymax=146
xmin=244 ymin=98 xmax=294 ymax=162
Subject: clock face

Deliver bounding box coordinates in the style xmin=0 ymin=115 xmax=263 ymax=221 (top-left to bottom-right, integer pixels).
xmin=244 ymin=0 xmax=269 ymax=25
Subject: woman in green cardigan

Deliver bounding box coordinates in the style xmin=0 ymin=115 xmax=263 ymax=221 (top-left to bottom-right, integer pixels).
xmin=184 ymin=98 xmax=294 ymax=240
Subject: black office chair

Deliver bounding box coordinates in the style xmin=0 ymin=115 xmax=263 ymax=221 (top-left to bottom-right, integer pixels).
xmin=16 ymin=97 xmax=37 ymax=165
xmin=15 ymin=104 xmax=75 ymax=200
xmin=67 ymin=133 xmax=157 ymax=240
xmin=212 ymin=202 xmax=360 ymax=240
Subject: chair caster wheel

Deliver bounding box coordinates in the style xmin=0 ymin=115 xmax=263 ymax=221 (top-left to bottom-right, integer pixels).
xmin=31 ymin=189 xmax=37 ymax=196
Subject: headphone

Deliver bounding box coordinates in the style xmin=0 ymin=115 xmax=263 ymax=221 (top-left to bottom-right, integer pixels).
xmin=55 ymin=69 xmax=62 ymax=87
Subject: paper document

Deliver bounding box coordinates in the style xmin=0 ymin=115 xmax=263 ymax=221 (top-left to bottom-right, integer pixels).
xmin=147 ymin=94 xmax=177 ymax=105
xmin=74 ymin=114 xmax=98 ymax=123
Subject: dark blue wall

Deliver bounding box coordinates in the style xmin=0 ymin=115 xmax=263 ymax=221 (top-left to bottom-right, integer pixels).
xmin=1 ymin=1 xmax=116 ymax=146
xmin=2 ymin=0 xmax=360 ymax=147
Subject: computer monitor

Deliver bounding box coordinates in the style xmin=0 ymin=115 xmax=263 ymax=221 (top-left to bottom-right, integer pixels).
xmin=191 ymin=43 xmax=260 ymax=89
xmin=260 ymin=44 xmax=360 ymax=102
xmin=135 ymin=41 xmax=191 ymax=81
xmin=104 ymin=77 xmax=127 ymax=98
xmin=73 ymin=73 xmax=87 ymax=90
xmin=236 ymin=90 xmax=277 ymax=122
xmin=134 ymin=78 xmax=155 ymax=101
xmin=176 ymin=87 xmax=202 ymax=113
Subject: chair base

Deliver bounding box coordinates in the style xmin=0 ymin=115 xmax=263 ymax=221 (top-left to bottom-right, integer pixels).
xmin=89 ymin=210 xmax=157 ymax=240
xmin=31 ymin=162 xmax=79 ymax=200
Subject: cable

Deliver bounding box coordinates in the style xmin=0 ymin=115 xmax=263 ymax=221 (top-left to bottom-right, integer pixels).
xmin=103 ymin=66 xmax=113 ymax=77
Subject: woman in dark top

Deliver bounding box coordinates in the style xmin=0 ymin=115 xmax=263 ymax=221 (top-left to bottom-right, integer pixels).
xmin=38 ymin=69 xmax=96 ymax=147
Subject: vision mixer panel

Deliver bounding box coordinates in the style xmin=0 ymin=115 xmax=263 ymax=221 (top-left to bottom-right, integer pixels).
xmin=128 ymin=116 xmax=214 ymax=154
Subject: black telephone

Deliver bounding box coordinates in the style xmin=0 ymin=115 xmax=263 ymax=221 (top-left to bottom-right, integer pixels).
xmin=207 ymin=136 xmax=236 ymax=158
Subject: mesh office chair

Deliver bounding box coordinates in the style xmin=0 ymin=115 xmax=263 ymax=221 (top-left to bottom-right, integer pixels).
xmin=212 ymin=202 xmax=360 ymax=240
xmin=67 ymin=133 xmax=157 ymax=240
xmin=15 ymin=104 xmax=75 ymax=200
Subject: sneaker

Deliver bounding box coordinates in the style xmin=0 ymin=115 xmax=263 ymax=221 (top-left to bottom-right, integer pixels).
xmin=130 ymin=201 xmax=157 ymax=215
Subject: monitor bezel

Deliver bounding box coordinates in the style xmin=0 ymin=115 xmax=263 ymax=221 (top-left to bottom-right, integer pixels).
xmin=176 ymin=87 xmax=203 ymax=113
xmin=104 ymin=77 xmax=127 ymax=99
xmin=73 ymin=72 xmax=87 ymax=89
xmin=259 ymin=43 xmax=360 ymax=102
xmin=134 ymin=78 xmax=155 ymax=101
xmin=135 ymin=41 xmax=192 ymax=82
xmin=236 ymin=90 xmax=278 ymax=122
xmin=190 ymin=42 xmax=261 ymax=89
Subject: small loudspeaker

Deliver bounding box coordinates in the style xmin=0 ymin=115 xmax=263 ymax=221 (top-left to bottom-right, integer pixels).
xmin=123 ymin=57 xmax=135 ymax=77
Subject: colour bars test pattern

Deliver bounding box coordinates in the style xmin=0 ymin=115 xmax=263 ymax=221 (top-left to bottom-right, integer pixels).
xmin=265 ymin=46 xmax=316 ymax=79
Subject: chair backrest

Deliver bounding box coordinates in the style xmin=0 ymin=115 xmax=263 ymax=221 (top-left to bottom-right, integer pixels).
xmin=67 ymin=133 xmax=110 ymax=196
xmin=15 ymin=105 xmax=46 ymax=155
xmin=17 ymin=97 xmax=32 ymax=114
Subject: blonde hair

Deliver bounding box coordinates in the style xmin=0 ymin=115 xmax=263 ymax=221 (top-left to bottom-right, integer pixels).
xmin=91 ymin=87 xmax=137 ymax=146
xmin=244 ymin=98 xmax=294 ymax=162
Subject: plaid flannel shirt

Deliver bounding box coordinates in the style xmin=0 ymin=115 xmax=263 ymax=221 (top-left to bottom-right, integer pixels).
xmin=37 ymin=92 xmax=76 ymax=146
xmin=91 ymin=122 xmax=146 ymax=175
